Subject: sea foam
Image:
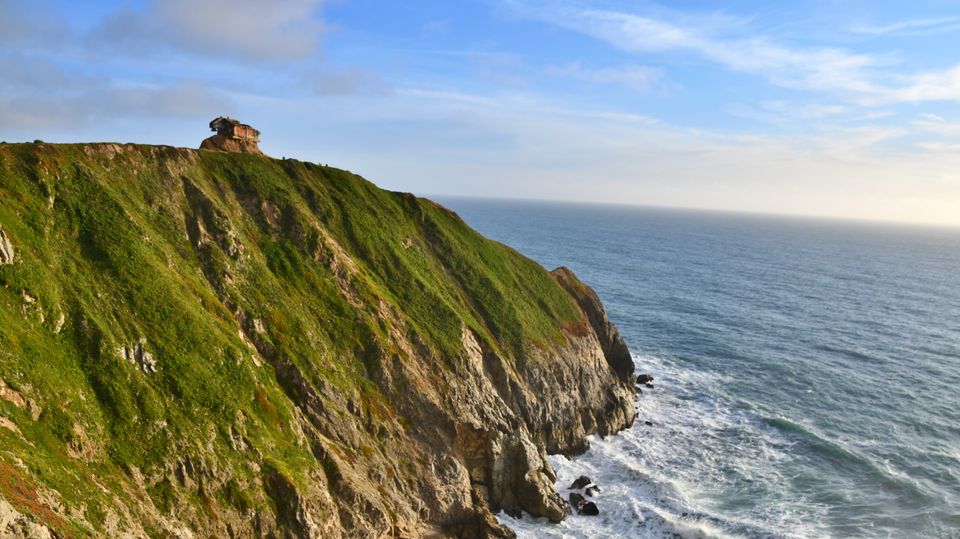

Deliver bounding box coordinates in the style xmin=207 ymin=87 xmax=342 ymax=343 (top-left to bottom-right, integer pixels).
xmin=498 ymin=354 xmax=829 ymax=539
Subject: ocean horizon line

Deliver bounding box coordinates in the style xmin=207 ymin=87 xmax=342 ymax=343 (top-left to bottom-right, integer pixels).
xmin=430 ymin=194 xmax=960 ymax=233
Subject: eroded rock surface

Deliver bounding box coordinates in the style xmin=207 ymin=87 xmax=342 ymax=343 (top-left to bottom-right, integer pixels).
xmin=0 ymin=226 xmax=14 ymax=265
xmin=552 ymin=267 xmax=634 ymax=384
xmin=199 ymin=134 xmax=264 ymax=155
xmin=0 ymin=497 xmax=53 ymax=539
xmin=116 ymin=338 xmax=157 ymax=373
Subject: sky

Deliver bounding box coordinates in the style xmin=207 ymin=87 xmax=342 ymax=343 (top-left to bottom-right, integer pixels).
xmin=2 ymin=0 xmax=960 ymax=226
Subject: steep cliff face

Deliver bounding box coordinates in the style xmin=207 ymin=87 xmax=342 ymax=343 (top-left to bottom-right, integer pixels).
xmin=0 ymin=142 xmax=635 ymax=538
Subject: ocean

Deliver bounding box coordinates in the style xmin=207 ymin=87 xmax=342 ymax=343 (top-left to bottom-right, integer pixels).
xmin=436 ymin=197 xmax=960 ymax=539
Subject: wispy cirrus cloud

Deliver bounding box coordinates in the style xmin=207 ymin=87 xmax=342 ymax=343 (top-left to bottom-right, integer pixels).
xmin=913 ymin=116 xmax=960 ymax=136
xmin=314 ymin=86 xmax=958 ymax=226
xmin=848 ymin=16 xmax=960 ymax=36
xmin=547 ymin=62 xmax=666 ymax=91
xmin=503 ymin=0 xmax=960 ymax=106
xmin=916 ymin=141 xmax=960 ymax=152
xmin=730 ymin=100 xmax=898 ymax=126
xmin=881 ymin=65 xmax=960 ymax=104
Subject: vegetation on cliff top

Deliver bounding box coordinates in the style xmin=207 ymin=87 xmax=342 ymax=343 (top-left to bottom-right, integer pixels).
xmin=0 ymin=142 xmax=586 ymax=535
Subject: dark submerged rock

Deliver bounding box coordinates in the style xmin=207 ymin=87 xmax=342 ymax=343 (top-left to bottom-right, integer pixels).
xmin=580 ymin=502 xmax=600 ymax=516
xmin=585 ymin=485 xmax=601 ymax=497
xmin=636 ymin=374 xmax=654 ymax=385
xmin=569 ymin=475 xmax=593 ymax=490
xmin=568 ymin=492 xmax=587 ymax=513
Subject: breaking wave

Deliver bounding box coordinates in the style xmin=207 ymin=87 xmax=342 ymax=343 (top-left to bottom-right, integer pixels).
xmin=498 ymin=353 xmax=836 ymax=539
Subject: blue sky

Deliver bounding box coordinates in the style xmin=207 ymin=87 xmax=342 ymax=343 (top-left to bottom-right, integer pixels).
xmin=2 ymin=0 xmax=960 ymax=225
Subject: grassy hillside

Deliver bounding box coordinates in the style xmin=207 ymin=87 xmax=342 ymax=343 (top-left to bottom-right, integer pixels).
xmin=0 ymin=142 xmax=588 ymax=536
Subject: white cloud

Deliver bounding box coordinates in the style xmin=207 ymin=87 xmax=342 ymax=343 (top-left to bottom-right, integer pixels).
xmin=0 ymin=0 xmax=341 ymax=132
xmin=398 ymin=86 xmax=660 ymax=126
xmin=315 ymin=88 xmax=959 ymax=226
xmin=548 ymin=62 xmax=665 ymax=91
xmin=849 ymin=16 xmax=960 ymax=36
xmin=729 ymin=101 xmax=898 ymax=128
xmin=0 ymin=55 xmax=223 ymax=129
xmin=304 ymin=68 xmax=389 ymax=96
xmin=874 ymin=65 xmax=960 ymax=104
xmin=505 ymin=1 xmax=960 ymax=106
xmin=572 ymin=110 xmax=659 ymax=125
xmin=0 ymin=81 xmax=224 ymax=130
xmin=913 ymin=117 xmax=960 ymax=136
xmin=93 ymin=0 xmax=325 ymax=62
xmin=919 ymin=113 xmax=945 ymax=123
xmin=398 ymin=88 xmax=500 ymax=107
xmin=917 ymin=142 xmax=960 ymax=153
xmin=762 ymin=101 xmax=850 ymax=119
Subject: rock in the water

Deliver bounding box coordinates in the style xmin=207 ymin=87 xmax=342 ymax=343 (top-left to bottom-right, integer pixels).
xmin=569 ymin=475 xmax=593 ymax=490
xmin=644 ymin=420 xmax=654 ymax=427
xmin=636 ymin=374 xmax=654 ymax=385
xmin=0 ymin=226 xmax=14 ymax=265
xmin=568 ymin=492 xmax=586 ymax=512
xmin=585 ymin=485 xmax=601 ymax=497
xmin=569 ymin=493 xmax=600 ymax=516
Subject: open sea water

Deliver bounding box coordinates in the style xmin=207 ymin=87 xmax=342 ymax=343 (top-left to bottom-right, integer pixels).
xmin=437 ymin=198 xmax=960 ymax=539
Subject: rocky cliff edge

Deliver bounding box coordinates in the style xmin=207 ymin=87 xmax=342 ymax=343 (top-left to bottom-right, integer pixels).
xmin=0 ymin=142 xmax=635 ymax=538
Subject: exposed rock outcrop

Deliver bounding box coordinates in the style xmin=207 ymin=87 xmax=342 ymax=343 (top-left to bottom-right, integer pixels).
xmin=116 ymin=338 xmax=157 ymax=373
xmin=552 ymin=267 xmax=634 ymax=384
xmin=199 ymin=134 xmax=263 ymax=155
xmin=0 ymin=497 xmax=54 ymax=539
xmin=0 ymin=379 xmax=26 ymax=409
xmin=0 ymin=225 xmax=14 ymax=265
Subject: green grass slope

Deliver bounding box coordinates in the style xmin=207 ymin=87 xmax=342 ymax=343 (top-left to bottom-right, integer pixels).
xmin=0 ymin=142 xmax=585 ymax=535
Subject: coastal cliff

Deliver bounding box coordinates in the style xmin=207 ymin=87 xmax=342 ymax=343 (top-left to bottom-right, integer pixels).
xmin=0 ymin=142 xmax=635 ymax=538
